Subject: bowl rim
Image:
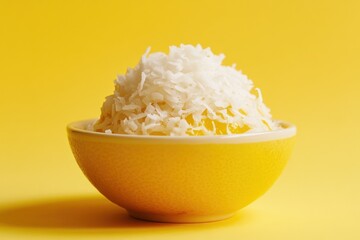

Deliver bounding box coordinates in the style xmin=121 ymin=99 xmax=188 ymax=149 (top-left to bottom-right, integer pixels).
xmin=67 ymin=119 xmax=296 ymax=143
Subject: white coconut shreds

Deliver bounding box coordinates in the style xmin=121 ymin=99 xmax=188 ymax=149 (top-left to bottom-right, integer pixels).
xmin=92 ymin=44 xmax=279 ymax=136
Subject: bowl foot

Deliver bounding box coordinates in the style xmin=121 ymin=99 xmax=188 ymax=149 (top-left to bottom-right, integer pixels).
xmin=128 ymin=211 xmax=235 ymax=223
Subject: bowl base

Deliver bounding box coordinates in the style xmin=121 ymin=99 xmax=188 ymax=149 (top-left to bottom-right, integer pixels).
xmin=128 ymin=211 xmax=236 ymax=223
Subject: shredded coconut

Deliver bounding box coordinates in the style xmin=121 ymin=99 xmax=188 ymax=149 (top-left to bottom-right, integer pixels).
xmin=93 ymin=44 xmax=278 ymax=136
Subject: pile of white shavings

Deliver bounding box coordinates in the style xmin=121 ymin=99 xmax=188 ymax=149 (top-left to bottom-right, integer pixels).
xmin=93 ymin=44 xmax=278 ymax=136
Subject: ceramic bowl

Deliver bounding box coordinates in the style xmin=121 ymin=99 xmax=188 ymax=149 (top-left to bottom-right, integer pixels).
xmin=67 ymin=119 xmax=296 ymax=223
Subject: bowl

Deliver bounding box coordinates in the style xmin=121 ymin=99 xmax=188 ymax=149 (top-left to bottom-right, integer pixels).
xmin=67 ymin=119 xmax=296 ymax=223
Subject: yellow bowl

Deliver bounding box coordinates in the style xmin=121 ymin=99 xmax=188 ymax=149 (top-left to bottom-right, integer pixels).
xmin=67 ymin=119 xmax=296 ymax=223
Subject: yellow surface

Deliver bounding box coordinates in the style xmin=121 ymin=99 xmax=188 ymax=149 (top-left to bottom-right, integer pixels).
xmin=68 ymin=120 xmax=295 ymax=222
xmin=0 ymin=0 xmax=359 ymax=239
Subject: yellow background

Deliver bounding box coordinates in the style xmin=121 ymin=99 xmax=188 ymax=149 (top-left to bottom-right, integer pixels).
xmin=1 ymin=0 xmax=359 ymax=239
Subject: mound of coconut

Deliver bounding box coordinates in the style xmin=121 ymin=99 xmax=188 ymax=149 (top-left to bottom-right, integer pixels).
xmin=93 ymin=44 xmax=278 ymax=136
